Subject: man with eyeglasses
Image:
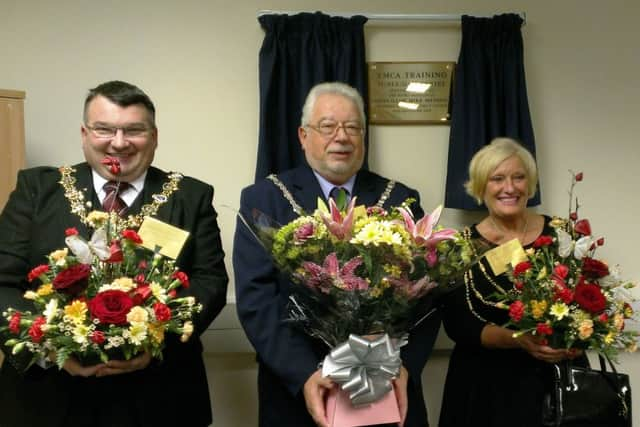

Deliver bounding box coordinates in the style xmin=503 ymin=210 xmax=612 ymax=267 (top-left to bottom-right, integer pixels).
xmin=234 ymin=82 xmax=441 ymax=427
xmin=0 ymin=80 xmax=228 ymax=427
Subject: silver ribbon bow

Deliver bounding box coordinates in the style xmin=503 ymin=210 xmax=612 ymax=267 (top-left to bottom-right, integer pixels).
xmin=321 ymin=334 xmax=406 ymax=406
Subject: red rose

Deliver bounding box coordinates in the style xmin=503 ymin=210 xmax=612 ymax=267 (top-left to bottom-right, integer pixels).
xmin=28 ymin=264 xmax=50 ymax=282
xmin=53 ymin=264 xmax=90 ymax=295
xmin=536 ymin=323 xmax=553 ymax=336
xmin=582 ymin=257 xmax=609 ymax=278
xmin=153 ymin=302 xmax=172 ymax=322
xmin=107 ymin=241 xmax=123 ymax=263
xmin=91 ymin=330 xmax=105 ymax=345
xmin=532 ymin=235 xmax=553 ymax=248
xmin=574 ymin=219 xmax=592 ymax=236
xmin=138 ymin=260 xmax=148 ymax=270
xmin=574 ymin=282 xmax=606 ymax=313
xmin=131 ymin=285 xmax=152 ymax=305
xmin=598 ymin=313 xmax=609 ymax=323
xmin=88 ymin=290 xmax=134 ymax=325
xmin=513 ymin=261 xmax=532 ymax=277
xmin=8 ymin=312 xmax=21 ymax=334
xmin=553 ymin=264 xmax=569 ymax=279
xmin=65 ymin=227 xmax=79 ymax=236
xmin=569 ymin=212 xmax=578 ymax=221
xmin=134 ymin=274 xmax=146 ymax=285
xmin=28 ymin=316 xmax=46 ymax=343
xmin=168 ymin=289 xmax=177 ymax=299
xmin=596 ymin=237 xmax=605 ymax=246
xmin=514 ymin=281 xmax=524 ymax=291
xmin=121 ymin=229 xmax=143 ymax=244
xmin=171 ymin=271 xmax=190 ymax=289
xmin=509 ymin=300 xmax=525 ymax=322
xmin=575 ymin=172 xmax=583 ymax=182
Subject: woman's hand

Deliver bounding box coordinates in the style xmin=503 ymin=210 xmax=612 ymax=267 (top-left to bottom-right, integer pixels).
xmin=516 ymin=334 xmax=582 ymax=363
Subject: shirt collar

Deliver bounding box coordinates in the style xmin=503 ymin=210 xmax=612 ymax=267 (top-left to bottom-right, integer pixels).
xmin=92 ymin=169 xmax=147 ymax=206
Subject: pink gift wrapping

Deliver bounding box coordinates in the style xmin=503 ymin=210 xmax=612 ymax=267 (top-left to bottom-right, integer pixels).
xmin=325 ymin=387 xmax=401 ymax=427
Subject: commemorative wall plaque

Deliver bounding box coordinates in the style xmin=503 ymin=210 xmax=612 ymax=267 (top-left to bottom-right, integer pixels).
xmin=368 ymin=62 xmax=455 ymax=124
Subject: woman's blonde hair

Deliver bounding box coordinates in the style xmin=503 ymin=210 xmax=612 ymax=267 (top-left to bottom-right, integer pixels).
xmin=464 ymin=137 xmax=538 ymax=204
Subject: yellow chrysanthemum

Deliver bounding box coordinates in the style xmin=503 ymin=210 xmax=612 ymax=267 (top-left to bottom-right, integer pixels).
xmin=549 ymin=302 xmax=569 ymax=320
xmin=64 ymin=300 xmax=88 ymax=325
xmin=37 ymin=283 xmax=54 ymax=296
xmin=72 ymin=324 xmax=91 ymax=344
xmin=127 ymin=322 xmax=148 ymax=345
xmin=150 ymin=281 xmax=167 ymax=303
xmin=530 ymin=300 xmax=548 ymax=319
xmin=604 ymin=331 xmax=616 ymax=345
xmin=352 ymin=222 xmax=382 ymax=246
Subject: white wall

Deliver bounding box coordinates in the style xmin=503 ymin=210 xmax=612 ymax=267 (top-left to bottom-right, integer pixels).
xmin=1 ymin=0 xmax=639 ymax=425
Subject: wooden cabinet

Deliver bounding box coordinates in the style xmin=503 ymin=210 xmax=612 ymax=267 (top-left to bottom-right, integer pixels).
xmin=0 ymin=89 xmax=26 ymax=211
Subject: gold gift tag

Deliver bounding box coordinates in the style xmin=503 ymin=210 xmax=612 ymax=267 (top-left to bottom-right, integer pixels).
xmin=484 ymin=238 xmax=528 ymax=276
xmin=137 ymin=217 xmax=189 ymax=259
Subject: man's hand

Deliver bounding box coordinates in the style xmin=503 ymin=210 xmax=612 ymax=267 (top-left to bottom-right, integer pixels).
xmin=393 ymin=365 xmax=409 ymax=427
xmin=95 ymin=351 xmax=152 ymax=377
xmin=303 ymin=369 xmax=334 ymax=427
xmin=60 ymin=356 xmax=105 ymax=377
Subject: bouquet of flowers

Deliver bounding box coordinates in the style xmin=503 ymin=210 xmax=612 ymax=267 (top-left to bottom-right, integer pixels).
xmin=1 ymin=163 xmax=201 ymax=370
xmin=267 ymin=197 xmax=473 ymax=346
xmin=499 ymin=172 xmax=637 ymax=360
xmin=246 ymin=195 xmax=474 ymax=424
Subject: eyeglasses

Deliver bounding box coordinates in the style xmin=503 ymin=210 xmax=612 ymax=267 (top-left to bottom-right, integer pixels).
xmin=85 ymin=124 xmax=152 ymax=139
xmin=306 ymin=121 xmax=364 ymax=137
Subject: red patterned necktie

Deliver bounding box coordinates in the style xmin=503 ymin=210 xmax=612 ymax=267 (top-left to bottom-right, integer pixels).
xmin=102 ymin=181 xmax=130 ymax=216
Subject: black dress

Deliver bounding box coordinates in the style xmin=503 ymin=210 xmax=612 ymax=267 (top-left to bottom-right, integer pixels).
xmin=438 ymin=217 xmax=581 ymax=427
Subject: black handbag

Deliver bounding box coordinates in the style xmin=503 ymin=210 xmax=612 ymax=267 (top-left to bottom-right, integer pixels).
xmin=542 ymin=355 xmax=632 ymax=427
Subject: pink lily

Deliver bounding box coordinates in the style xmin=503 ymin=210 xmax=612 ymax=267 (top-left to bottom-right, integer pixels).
xmin=301 ymin=253 xmax=368 ymax=293
xmin=319 ymin=196 xmax=358 ymax=240
xmin=398 ymin=205 xmax=457 ymax=247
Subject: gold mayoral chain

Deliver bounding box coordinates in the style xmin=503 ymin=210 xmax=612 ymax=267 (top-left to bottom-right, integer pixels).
xmin=462 ymin=227 xmax=509 ymax=323
xmin=59 ymin=165 xmax=183 ymax=229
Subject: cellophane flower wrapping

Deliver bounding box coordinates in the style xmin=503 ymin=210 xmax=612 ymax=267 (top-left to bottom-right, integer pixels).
xmin=1 ymin=211 xmax=202 ymax=369
xmin=254 ymin=197 xmax=474 ymax=348
xmin=498 ymin=172 xmax=638 ymax=360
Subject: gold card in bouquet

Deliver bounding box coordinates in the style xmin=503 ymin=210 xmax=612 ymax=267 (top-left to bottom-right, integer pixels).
xmin=484 ymin=238 xmax=528 ymax=276
xmin=137 ymin=217 xmax=189 ymax=259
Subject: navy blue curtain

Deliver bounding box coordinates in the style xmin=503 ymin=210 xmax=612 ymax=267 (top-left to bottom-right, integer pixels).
xmin=255 ymin=12 xmax=368 ymax=182
xmin=444 ymin=14 xmax=539 ymax=210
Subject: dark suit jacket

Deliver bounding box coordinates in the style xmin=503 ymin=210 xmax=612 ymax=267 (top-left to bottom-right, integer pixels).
xmin=233 ymin=166 xmax=441 ymax=427
xmin=0 ymin=163 xmax=228 ymax=427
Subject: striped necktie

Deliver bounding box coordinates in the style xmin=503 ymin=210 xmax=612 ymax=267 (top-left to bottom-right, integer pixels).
xmin=102 ymin=181 xmax=130 ymax=216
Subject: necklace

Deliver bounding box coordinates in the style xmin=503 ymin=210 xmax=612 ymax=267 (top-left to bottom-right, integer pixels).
xmin=489 ymin=214 xmax=529 ymax=244
xmin=59 ymin=165 xmax=183 ymax=229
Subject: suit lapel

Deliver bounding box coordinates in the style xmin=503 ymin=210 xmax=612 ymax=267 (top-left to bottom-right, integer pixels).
xmin=289 ymin=167 xmax=325 ymax=214
xmin=137 ymin=167 xmax=174 ymax=221
xmin=352 ymin=170 xmax=383 ymax=206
